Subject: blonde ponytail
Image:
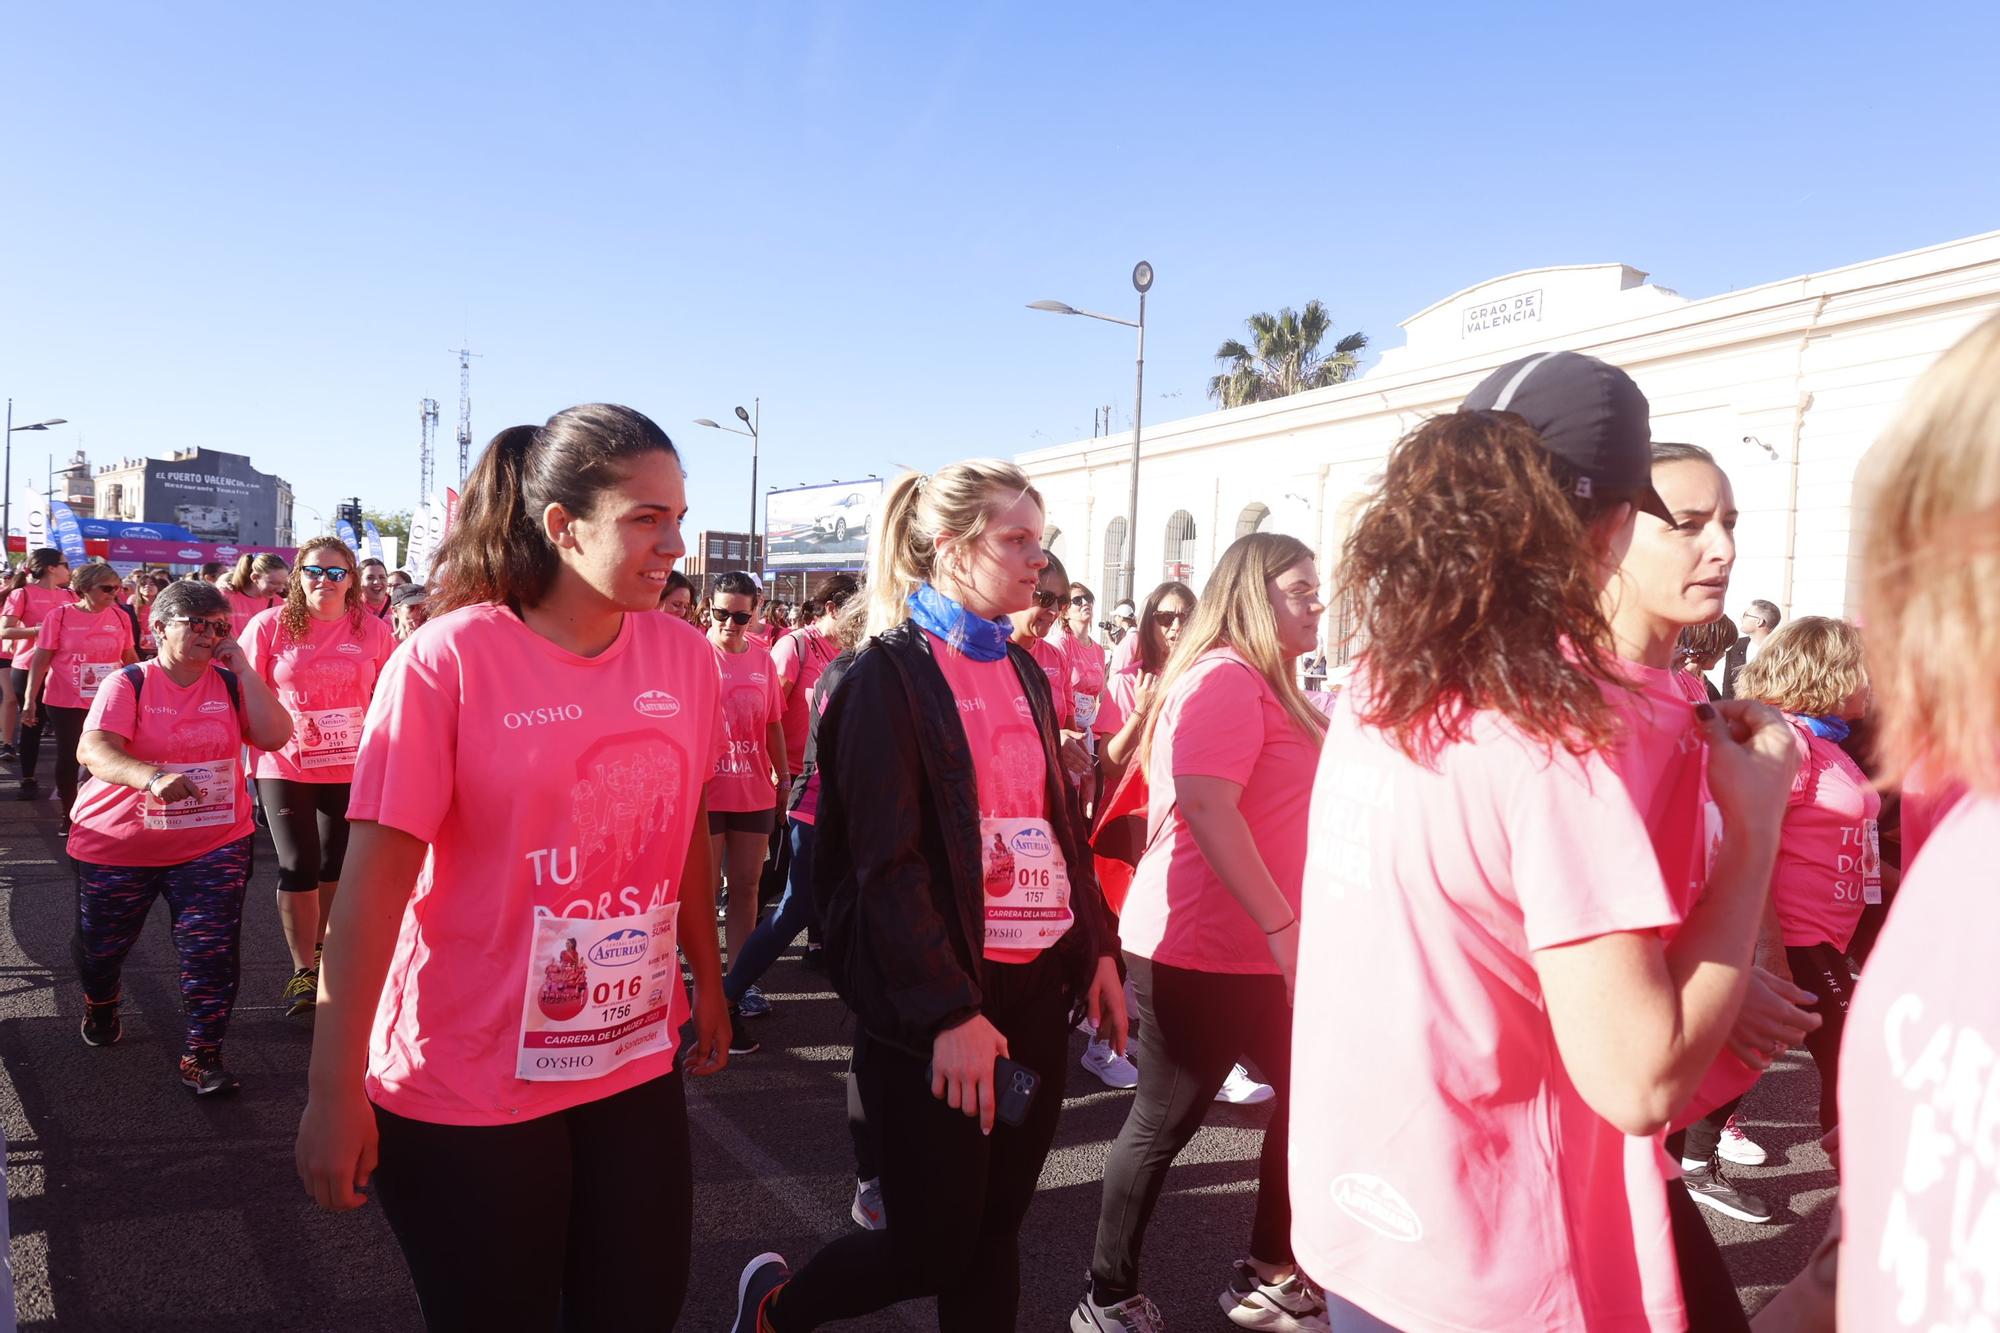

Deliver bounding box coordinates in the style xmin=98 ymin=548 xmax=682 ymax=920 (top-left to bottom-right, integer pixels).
xmin=860 ymin=460 xmax=1045 ymax=639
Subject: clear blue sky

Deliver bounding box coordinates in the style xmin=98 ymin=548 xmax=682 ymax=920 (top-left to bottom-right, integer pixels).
xmin=5 ymin=2 xmax=1998 ymax=546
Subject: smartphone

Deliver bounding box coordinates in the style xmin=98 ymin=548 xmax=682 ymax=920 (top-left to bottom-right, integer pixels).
xmin=928 ymin=1056 xmax=1041 ymax=1128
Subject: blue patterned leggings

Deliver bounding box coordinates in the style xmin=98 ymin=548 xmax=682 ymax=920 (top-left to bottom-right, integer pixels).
xmin=73 ymin=836 xmax=253 ymax=1053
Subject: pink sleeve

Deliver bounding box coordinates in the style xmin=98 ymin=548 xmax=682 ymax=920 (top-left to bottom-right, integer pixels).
xmin=771 ymin=632 xmax=803 ymax=691
xmin=1095 ymin=670 xmax=1134 ymax=738
xmin=767 ymin=662 xmax=786 ymax=727
xmin=85 ymin=666 xmax=139 ymax=739
xmin=36 ymin=607 xmax=64 ymax=648
xmin=348 ymin=646 xmax=458 ymax=841
xmin=1509 ymin=747 xmax=1684 ymax=951
xmin=242 ymin=615 xmax=273 ymax=679
xmin=1 ymin=589 xmax=20 ymax=620
xmin=1164 ymin=662 xmax=1263 ymax=785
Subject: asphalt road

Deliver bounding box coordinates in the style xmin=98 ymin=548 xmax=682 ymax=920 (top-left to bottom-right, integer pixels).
xmin=0 ymin=764 xmax=1834 ymax=1331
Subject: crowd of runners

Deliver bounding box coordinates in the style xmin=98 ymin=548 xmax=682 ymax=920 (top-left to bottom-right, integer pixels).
xmin=2 ymin=316 xmax=1996 ymax=1332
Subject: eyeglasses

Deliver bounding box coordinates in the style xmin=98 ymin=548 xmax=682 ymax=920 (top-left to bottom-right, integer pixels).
xmin=168 ymin=616 xmax=232 ymax=635
xmin=300 ymin=565 xmax=350 ymax=583
xmin=1032 ymin=591 xmax=1072 ymax=611
xmin=713 ymin=609 xmax=754 ymax=626
xmin=1152 ymin=610 xmax=1190 ymax=628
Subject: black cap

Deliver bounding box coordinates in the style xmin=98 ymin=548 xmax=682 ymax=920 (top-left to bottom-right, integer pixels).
xmin=1461 ymin=351 xmax=1673 ymax=523
xmin=389 ymin=583 xmax=428 ymax=609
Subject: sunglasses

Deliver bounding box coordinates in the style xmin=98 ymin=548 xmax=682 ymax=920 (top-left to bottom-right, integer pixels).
xmin=300 ymin=565 xmax=350 ymax=583
xmin=1031 ymin=590 xmax=1072 ymax=611
xmin=713 ymin=609 xmax=754 ymax=626
xmin=87 ymin=583 xmax=119 ymax=595
xmin=169 ymin=616 xmax=232 ymax=635
xmin=1153 ymin=610 xmax=1190 ymax=628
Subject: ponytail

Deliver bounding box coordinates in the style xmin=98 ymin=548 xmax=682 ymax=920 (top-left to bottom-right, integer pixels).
xmin=861 ymin=459 xmax=1044 ymax=639
xmin=862 ymin=472 xmax=930 ymax=637
xmin=222 ymin=553 xmax=258 ymax=594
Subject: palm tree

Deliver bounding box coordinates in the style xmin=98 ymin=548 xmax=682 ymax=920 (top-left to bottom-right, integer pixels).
xmin=1207 ymin=301 xmax=1369 ymax=407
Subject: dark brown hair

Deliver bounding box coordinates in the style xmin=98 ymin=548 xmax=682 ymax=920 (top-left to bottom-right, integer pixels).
xmin=433 ymin=404 xmax=679 ymax=614
xmin=1136 ymin=579 xmax=1196 ymax=674
xmin=1675 ymin=614 xmax=1740 ymax=668
xmin=1337 ymin=409 xmax=1632 ymax=763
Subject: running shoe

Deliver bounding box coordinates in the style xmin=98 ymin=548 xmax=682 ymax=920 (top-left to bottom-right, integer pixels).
xmin=731 ymin=1252 xmax=790 ymax=1333
xmin=1717 ymin=1114 xmax=1768 ymax=1166
xmin=737 ymin=986 xmax=773 ymax=1019
xmin=1214 ymin=1063 xmax=1274 ymax=1106
xmin=0 ymin=743 xmax=16 ymax=761
xmin=1081 ymin=1037 xmax=1139 ymax=1090
xmin=800 ymin=945 xmax=825 ymax=973
xmin=16 ymin=778 xmax=37 ymax=801
xmin=1218 ymin=1260 xmax=1330 ymax=1332
xmin=727 ymin=1011 xmax=762 ymax=1056
xmin=1071 ymin=1288 xmax=1165 ymax=1333
xmin=850 ymin=1176 xmax=886 ymax=1231
xmin=1680 ymin=1153 xmax=1774 ymax=1223
xmin=282 ymin=966 xmax=318 ymax=1018
xmin=80 ymin=997 xmax=122 ymax=1048
xmin=178 ymin=1048 xmax=240 ymax=1097
xmin=56 ymin=816 xmax=69 ymax=837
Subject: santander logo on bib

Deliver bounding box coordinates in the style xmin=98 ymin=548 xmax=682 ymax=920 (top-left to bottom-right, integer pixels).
xmin=633 ymin=690 xmax=681 ymax=718
xmin=1331 ymin=1173 xmax=1424 ymax=1243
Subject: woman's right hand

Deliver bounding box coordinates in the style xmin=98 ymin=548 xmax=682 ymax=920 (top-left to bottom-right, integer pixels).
xmin=19 ymin=701 xmax=37 ymax=730
xmin=1130 ymin=670 xmax=1161 ymax=719
xmin=151 ymin=772 xmax=200 ymax=804
xmin=1693 ymin=700 xmax=1798 ymax=838
xmin=930 ymin=1013 xmax=1010 ymax=1135
xmin=1265 ymin=919 xmax=1300 ymax=1004
xmin=296 ymin=1087 xmax=379 ymax=1211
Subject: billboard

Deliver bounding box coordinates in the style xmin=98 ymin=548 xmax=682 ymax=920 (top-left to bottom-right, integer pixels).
xmin=765 ymin=479 xmax=882 ymax=569
xmin=142 ymin=450 xmax=284 ymax=545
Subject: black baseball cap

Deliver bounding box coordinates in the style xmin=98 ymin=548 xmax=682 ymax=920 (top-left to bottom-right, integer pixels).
xmin=1461 ymin=351 xmax=1673 ymax=523
xmin=389 ymin=583 xmax=429 ymax=609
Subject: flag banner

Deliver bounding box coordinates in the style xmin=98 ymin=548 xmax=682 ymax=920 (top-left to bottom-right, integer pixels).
xmin=23 ymin=483 xmax=48 ymax=551
xmin=363 ymin=519 xmax=384 ymax=563
xmin=336 ymin=518 xmax=359 ymax=550
xmin=50 ymin=500 xmax=88 ymax=564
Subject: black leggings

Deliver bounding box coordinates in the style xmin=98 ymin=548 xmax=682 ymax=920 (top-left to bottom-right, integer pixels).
xmin=45 ymin=704 xmax=87 ymax=813
xmin=9 ymin=667 xmax=42 ymax=777
xmin=255 ymin=778 xmax=351 ymax=891
xmin=1786 ymin=942 xmax=1856 ymax=1132
xmin=1666 ymin=1170 xmax=1752 ymax=1332
xmin=771 ymin=951 xmax=1071 ymax=1332
xmin=372 ymin=1071 xmax=693 ymax=1332
xmin=1092 ymin=954 xmax=1293 ymax=1304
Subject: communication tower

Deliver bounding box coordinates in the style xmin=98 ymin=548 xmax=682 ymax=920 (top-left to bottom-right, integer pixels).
xmin=419 ymin=398 xmax=440 ymax=498
xmin=450 ymin=345 xmax=482 ymax=483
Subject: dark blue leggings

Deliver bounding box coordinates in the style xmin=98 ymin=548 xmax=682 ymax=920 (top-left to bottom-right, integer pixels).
xmin=724 ymin=817 xmax=815 ymax=1004
xmin=74 ymin=836 xmax=253 ymax=1053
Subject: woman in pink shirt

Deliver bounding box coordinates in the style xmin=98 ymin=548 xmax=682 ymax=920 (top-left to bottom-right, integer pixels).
xmin=242 ymin=537 xmax=398 ymax=1019
xmin=1075 ymin=532 xmax=1330 ymax=1333
xmin=1293 ymin=356 xmax=1799 ymax=1333
xmin=1837 ymin=311 xmax=2000 ymax=1331
xmin=23 ymin=560 xmax=138 ymax=829
xmin=70 ymin=578 xmax=292 ymax=1093
xmin=730 ymin=459 xmax=1124 ymax=1333
xmin=219 ymin=552 xmax=288 ymax=632
xmin=658 ymin=568 xmax=696 ymax=622
xmin=296 ymin=404 xmax=730 ymax=1330
xmin=1 ymin=547 xmax=72 ymax=789
xmin=706 ymin=569 xmax=790 ymax=1023
xmin=1093 ymin=579 xmax=1195 ymax=789
xmin=1049 ymin=581 xmax=1109 ymax=736
xmin=1734 ymin=617 xmax=1875 ymax=1138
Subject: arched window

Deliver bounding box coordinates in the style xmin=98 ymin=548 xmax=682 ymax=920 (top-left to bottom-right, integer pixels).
xmin=1236 ymin=502 xmax=1271 ymax=540
xmin=1044 ymin=523 xmax=1065 ymax=564
xmin=1103 ymin=517 xmax=1129 ymax=606
xmin=1164 ymin=510 xmax=1198 ymax=580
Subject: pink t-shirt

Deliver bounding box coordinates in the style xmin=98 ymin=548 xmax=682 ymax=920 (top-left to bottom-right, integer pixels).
xmin=708 ymin=639 xmax=785 ymax=813
xmin=35 ymin=604 xmax=131 ymax=709
xmin=1023 ymin=634 xmax=1074 ymax=730
xmin=1120 ymin=649 xmax=1319 ymax=975
xmin=1291 ymin=681 xmax=1688 ymax=1333
xmin=225 ymin=590 xmax=280 ymax=632
xmin=1093 ymin=660 xmax=1147 ymax=739
xmin=242 ymin=608 xmax=398 ymax=784
xmin=1770 ymin=720 xmax=1882 ymax=951
xmin=771 ymin=626 xmax=839 ymax=771
xmin=1109 ymin=629 xmax=1140 ymax=675
xmin=68 ymin=663 xmax=254 ymax=866
xmin=1837 ymin=793 xmax=2000 ymax=1331
xmin=2 ymin=584 xmax=71 ymax=665
xmin=1050 ymin=627 xmax=1108 ymax=732
xmin=348 ymin=603 xmax=726 ymax=1126
xmin=926 ymin=631 xmax=1051 ymax=964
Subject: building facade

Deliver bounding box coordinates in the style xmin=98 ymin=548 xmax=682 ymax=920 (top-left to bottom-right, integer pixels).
xmin=93 ymin=448 xmax=295 ymax=547
xmin=684 ymin=530 xmax=766 ymax=588
xmin=1017 ymin=230 xmax=2000 ymax=627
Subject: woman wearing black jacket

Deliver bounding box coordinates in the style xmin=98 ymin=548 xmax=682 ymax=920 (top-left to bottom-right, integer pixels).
xmin=731 ymin=459 xmax=1127 ymax=1333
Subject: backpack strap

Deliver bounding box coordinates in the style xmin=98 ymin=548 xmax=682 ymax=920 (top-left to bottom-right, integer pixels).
xmin=119 ymin=661 xmax=147 ymax=704
xmin=116 ymin=662 xmax=243 ymax=722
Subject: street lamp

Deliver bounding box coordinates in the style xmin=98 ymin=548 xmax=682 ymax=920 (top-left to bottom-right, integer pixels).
xmin=5 ymin=401 xmax=69 ymax=557
xmin=693 ymin=399 xmax=761 ymax=576
xmin=1029 ymin=260 xmax=1152 ymax=603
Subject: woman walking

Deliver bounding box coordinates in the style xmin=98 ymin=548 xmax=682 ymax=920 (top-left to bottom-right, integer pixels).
xmin=23 ymin=561 xmax=138 ymax=829
xmin=219 ymin=552 xmax=289 ymax=631
xmin=70 ymin=579 xmax=292 ymax=1091
xmin=2 ymin=548 xmax=73 ymax=786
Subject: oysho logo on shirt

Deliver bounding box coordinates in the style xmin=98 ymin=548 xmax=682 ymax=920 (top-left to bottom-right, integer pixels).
xmin=503 ymin=704 xmax=585 ymax=730
xmin=956 ymin=697 xmax=987 ymax=713
xmin=633 ymin=690 xmax=681 ymax=719
xmin=1331 ymin=1173 xmax=1424 ymax=1243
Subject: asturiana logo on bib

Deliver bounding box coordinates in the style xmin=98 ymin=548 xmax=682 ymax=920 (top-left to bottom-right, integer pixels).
xmin=587 ymin=928 xmax=650 ymax=966
xmin=1012 ymin=696 xmax=1033 ymax=721
xmin=633 ymin=690 xmax=681 ymax=718
xmin=198 ymin=700 xmax=231 ymax=714
xmin=1010 ymin=828 xmax=1053 ymax=859
xmin=503 ymin=704 xmax=585 ymax=730
xmin=1331 ymin=1173 xmax=1423 ymax=1243
xmin=336 ymin=643 xmax=362 ymax=654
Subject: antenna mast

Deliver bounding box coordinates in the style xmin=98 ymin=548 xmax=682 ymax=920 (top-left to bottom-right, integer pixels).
xmin=449 ymin=345 xmax=482 ymax=483
xmin=419 ymin=398 xmax=441 ymax=498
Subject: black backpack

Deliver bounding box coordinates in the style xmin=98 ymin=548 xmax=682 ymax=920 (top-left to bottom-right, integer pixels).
xmin=118 ymin=662 xmax=243 ymax=715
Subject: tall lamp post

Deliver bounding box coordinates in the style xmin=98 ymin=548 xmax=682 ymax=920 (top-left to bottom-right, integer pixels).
xmin=1029 ymin=260 xmax=1152 ymax=604
xmin=693 ymin=399 xmax=762 ymax=576
xmin=5 ymin=401 xmax=69 ymax=561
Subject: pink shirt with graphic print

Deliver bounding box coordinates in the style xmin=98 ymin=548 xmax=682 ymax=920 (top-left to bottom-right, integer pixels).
xmin=34 ymin=604 xmax=132 ymax=709
xmin=242 ymin=608 xmax=398 ymax=783
xmin=708 ymin=639 xmax=785 ymax=813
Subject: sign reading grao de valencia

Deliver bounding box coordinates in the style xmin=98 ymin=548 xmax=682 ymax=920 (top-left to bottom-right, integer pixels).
xmin=1462 ymin=290 xmax=1543 ymax=337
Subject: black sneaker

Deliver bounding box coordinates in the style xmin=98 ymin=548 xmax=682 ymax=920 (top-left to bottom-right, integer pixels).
xmin=730 ymin=1253 xmax=789 ymax=1333
xmin=17 ymin=777 xmax=39 ymax=801
xmin=56 ymin=816 xmax=70 ymax=837
xmin=727 ymin=1010 xmax=762 ymax=1056
xmin=80 ymin=997 xmax=122 ymax=1047
xmin=800 ymin=945 xmax=826 ymax=973
xmin=178 ymin=1047 xmax=240 ymax=1096
xmin=0 ymin=743 xmax=16 ymax=762
xmin=282 ymin=966 xmax=318 ymax=1018
xmin=1681 ymin=1153 xmax=1774 ymax=1223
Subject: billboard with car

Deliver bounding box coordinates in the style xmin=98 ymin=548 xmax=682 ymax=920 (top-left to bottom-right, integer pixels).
xmin=764 ymin=479 xmax=882 ymax=569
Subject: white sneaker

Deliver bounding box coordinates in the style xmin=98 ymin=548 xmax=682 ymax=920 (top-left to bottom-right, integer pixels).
xmin=1081 ymin=1037 xmax=1139 ymax=1089
xmin=1219 ymin=1260 xmax=1329 ymax=1332
xmin=1072 ymin=1288 xmax=1165 ymax=1333
xmin=850 ymin=1176 xmax=886 ymax=1231
xmin=1215 ymin=1063 xmax=1274 ymax=1106
xmin=1717 ymin=1114 xmax=1768 ymax=1166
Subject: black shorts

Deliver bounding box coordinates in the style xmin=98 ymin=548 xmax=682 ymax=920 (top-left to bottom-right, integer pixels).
xmin=707 ymin=806 xmax=775 ymax=836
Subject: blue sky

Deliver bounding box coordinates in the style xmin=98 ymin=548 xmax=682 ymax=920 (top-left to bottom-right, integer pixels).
xmin=5 ymin=2 xmax=1998 ymax=547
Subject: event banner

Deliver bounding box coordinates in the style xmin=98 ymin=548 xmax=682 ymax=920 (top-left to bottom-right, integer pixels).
xmin=765 ymin=479 xmax=882 ymax=569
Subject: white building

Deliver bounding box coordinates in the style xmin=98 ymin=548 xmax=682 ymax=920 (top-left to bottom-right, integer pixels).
xmin=1017 ymin=230 xmax=2000 ymax=628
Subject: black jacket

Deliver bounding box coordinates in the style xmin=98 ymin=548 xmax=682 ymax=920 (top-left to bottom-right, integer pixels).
xmin=811 ymin=621 xmax=1117 ymax=1056
xmin=1721 ymin=639 xmax=1750 ymax=699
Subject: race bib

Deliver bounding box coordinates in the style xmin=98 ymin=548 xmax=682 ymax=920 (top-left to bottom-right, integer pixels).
xmin=517 ymin=903 xmax=681 ymax=1082
xmin=1861 ymin=817 xmax=1883 ymax=905
xmin=980 ymin=816 xmax=1074 ymax=952
xmin=75 ymin=660 xmax=119 ymax=699
xmin=143 ymin=758 xmax=238 ymax=830
xmin=1072 ymin=690 xmax=1100 ymax=729
xmin=296 ymin=706 xmax=361 ymax=770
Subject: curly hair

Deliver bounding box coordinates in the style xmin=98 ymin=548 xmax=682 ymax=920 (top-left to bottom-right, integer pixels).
xmin=1336 ymin=409 xmax=1634 ymax=764
xmin=1736 ymin=616 xmax=1866 ymax=718
xmin=279 ymin=537 xmax=363 ymax=642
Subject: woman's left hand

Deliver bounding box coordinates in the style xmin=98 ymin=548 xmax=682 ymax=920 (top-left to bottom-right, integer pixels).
xmin=1085 ymin=956 xmax=1129 ymax=1055
xmin=682 ymin=979 xmax=731 ymax=1077
xmin=211 ymin=637 xmax=249 ymax=673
